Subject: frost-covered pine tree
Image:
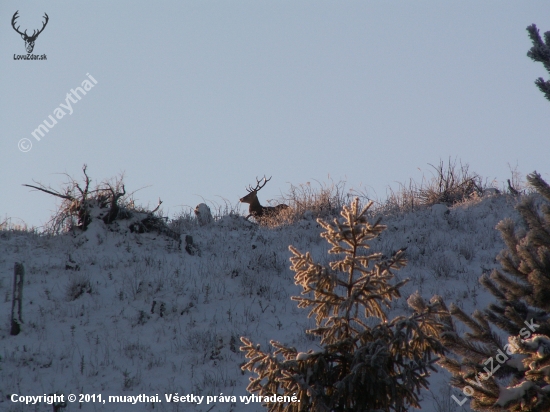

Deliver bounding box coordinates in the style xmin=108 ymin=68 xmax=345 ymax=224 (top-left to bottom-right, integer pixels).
xmin=240 ymin=198 xmax=446 ymax=412
xmin=439 ymin=172 xmax=550 ymax=411
xmin=527 ymin=24 xmax=550 ymax=102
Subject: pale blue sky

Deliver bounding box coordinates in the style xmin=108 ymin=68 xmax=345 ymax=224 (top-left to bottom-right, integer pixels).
xmin=2 ymin=1 xmax=549 ymax=228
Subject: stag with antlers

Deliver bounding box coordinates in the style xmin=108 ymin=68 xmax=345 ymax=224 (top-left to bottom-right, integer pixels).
xmin=240 ymin=176 xmax=289 ymax=220
xmin=12 ymin=11 xmax=49 ymax=53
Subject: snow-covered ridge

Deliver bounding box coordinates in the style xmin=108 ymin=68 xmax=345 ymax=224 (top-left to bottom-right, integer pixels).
xmin=0 ymin=194 xmax=520 ymax=411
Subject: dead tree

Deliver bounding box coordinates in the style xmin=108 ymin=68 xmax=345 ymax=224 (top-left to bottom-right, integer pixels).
xmin=23 ymin=165 xmax=127 ymax=231
xmin=23 ymin=164 xmax=94 ymax=231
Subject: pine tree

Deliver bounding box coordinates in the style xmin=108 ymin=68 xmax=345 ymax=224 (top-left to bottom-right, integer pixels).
xmin=240 ymin=199 xmax=446 ymax=412
xmin=526 ymin=24 xmax=550 ymax=102
xmin=439 ymin=172 xmax=550 ymax=411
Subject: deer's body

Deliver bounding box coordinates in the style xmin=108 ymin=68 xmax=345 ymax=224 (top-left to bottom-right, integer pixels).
xmin=240 ymin=176 xmax=289 ymax=220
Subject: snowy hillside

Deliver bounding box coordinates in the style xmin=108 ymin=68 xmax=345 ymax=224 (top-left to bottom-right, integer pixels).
xmin=0 ymin=193 xmax=521 ymax=412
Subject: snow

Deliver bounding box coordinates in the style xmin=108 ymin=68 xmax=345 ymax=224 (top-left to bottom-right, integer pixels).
xmin=505 ymin=354 xmax=527 ymax=371
xmin=0 ymin=194 xmax=522 ymax=411
xmin=482 ymin=188 xmax=500 ymax=197
xmin=522 ymin=334 xmax=550 ymax=356
xmin=194 ymin=204 xmax=213 ymax=227
xmin=430 ymin=203 xmax=449 ymax=218
xmin=295 ymin=352 xmax=310 ymax=361
xmin=495 ymin=380 xmax=535 ymax=407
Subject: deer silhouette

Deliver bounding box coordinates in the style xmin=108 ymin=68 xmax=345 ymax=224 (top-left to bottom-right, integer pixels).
xmin=12 ymin=11 xmax=49 ymax=53
xmin=240 ymin=176 xmax=289 ymax=220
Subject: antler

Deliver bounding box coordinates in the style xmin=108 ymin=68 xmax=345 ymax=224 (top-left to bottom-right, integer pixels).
xmin=246 ymin=176 xmax=272 ymax=193
xmin=11 ymin=11 xmax=25 ymax=36
xmin=30 ymin=13 xmax=49 ymax=39
xmin=11 ymin=11 xmax=49 ymax=39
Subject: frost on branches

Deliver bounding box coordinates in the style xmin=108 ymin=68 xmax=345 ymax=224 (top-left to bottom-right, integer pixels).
xmin=240 ymin=198 xmax=447 ymax=412
xmin=440 ymin=172 xmax=550 ymax=411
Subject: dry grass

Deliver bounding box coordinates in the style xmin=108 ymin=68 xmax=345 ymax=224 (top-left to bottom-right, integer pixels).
xmin=379 ymin=179 xmax=419 ymax=215
xmin=170 ymin=199 xmax=242 ymax=233
xmin=0 ymin=217 xmax=36 ymax=234
xmin=282 ymin=180 xmax=351 ymax=217
xmin=254 ymin=161 xmax=486 ymax=227
xmin=417 ymin=159 xmax=482 ymax=205
xmin=19 ymin=161 xmax=529 ymax=234
xmin=377 ymin=159 xmax=484 ymax=215
xmin=258 ymin=179 xmax=357 ymax=227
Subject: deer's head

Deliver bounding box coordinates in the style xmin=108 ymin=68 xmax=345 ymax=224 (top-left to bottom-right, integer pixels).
xmin=240 ymin=176 xmax=271 ymax=206
xmin=12 ymin=11 xmax=49 ymax=53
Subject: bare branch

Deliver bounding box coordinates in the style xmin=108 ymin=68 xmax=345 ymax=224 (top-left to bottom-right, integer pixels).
xmin=22 ymin=184 xmax=74 ymax=201
xmin=75 ymin=164 xmax=90 ymax=198
xmin=102 ymin=184 xmax=126 ymax=224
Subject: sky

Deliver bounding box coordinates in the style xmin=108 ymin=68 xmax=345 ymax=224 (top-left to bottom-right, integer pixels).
xmin=2 ymin=1 xmax=549 ymax=229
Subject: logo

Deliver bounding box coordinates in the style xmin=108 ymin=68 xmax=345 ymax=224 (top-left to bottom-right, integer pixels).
xmin=11 ymin=10 xmax=49 ymax=54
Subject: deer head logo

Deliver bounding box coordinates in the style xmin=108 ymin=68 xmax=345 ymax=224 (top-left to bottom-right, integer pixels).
xmin=11 ymin=11 xmax=49 ymax=54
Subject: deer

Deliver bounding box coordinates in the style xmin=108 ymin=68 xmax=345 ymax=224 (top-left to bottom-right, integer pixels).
xmin=11 ymin=11 xmax=49 ymax=54
xmin=240 ymin=176 xmax=289 ymax=220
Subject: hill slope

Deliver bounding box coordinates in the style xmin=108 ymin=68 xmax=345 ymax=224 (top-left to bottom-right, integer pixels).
xmin=0 ymin=194 xmax=520 ymax=411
